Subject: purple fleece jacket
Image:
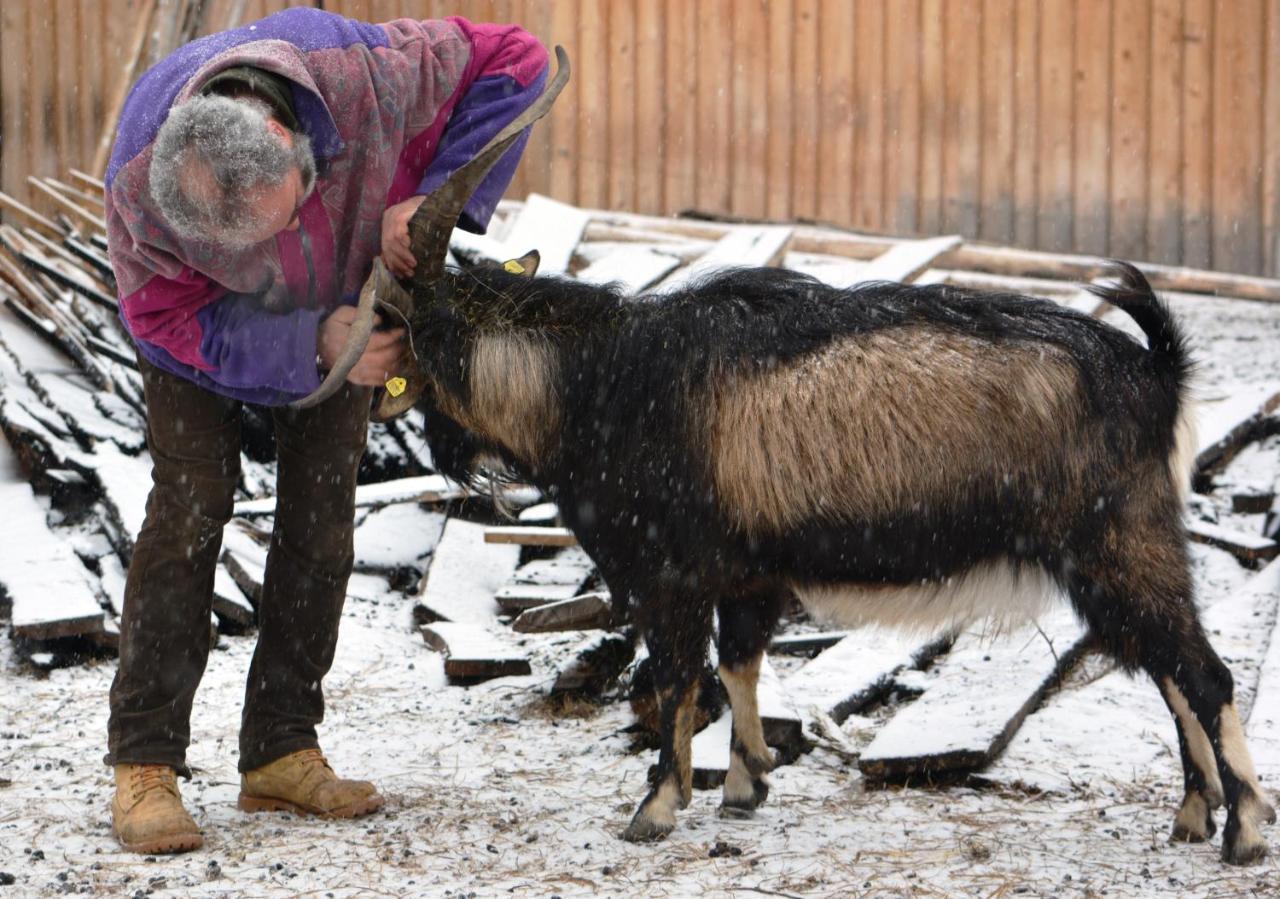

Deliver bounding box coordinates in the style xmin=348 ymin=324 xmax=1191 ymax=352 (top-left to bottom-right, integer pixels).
xmin=105 ymin=8 xmax=548 ymax=405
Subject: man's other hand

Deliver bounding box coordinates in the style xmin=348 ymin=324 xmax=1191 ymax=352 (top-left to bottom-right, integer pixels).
xmin=318 ymin=307 xmax=407 ymax=388
xmin=380 ymin=195 xmax=428 ymax=279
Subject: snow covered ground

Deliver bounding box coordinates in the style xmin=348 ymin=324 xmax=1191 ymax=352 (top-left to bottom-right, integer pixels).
xmin=2 ymin=277 xmax=1280 ymax=897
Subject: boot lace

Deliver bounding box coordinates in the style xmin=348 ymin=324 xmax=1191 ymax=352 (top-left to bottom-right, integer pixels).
xmin=132 ymin=764 xmax=177 ymax=797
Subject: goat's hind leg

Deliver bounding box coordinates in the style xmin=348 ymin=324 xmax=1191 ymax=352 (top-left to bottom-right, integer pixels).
xmin=1158 ymin=679 xmax=1223 ymax=843
xmin=1067 ymin=536 xmax=1275 ymax=864
xmin=716 ymin=586 xmax=787 ymax=817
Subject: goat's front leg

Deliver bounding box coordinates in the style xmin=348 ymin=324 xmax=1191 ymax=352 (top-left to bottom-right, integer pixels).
xmin=623 ymin=592 xmax=712 ymax=842
xmin=717 ymin=653 xmax=773 ymax=817
xmin=623 ymin=674 xmax=701 ymax=842
xmin=715 ymin=588 xmax=785 ymax=817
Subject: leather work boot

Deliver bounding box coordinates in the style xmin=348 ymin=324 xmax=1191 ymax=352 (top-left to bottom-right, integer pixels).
xmin=111 ymin=764 xmax=203 ymax=854
xmin=238 ymin=749 xmax=384 ymax=819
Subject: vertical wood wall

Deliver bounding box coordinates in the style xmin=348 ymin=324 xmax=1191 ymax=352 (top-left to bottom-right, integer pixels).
xmin=3 ymin=0 xmax=1279 ymax=276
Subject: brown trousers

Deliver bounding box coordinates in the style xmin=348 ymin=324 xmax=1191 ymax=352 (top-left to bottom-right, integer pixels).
xmin=106 ymin=356 xmax=370 ymax=775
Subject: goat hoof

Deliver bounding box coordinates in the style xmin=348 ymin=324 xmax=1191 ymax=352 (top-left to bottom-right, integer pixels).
xmin=717 ymin=803 xmax=755 ymax=820
xmin=1222 ymin=837 xmax=1268 ymax=867
xmin=1169 ymin=821 xmax=1212 ymax=844
xmin=1170 ymin=794 xmax=1216 ymax=843
xmin=622 ymin=816 xmax=673 ymax=843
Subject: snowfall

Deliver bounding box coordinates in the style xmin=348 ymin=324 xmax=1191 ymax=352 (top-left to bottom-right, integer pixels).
xmin=2 ymin=275 xmax=1280 ymax=899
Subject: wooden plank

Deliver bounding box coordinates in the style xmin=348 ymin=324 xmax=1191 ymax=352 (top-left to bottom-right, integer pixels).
xmin=855 ymin=235 xmax=964 ymax=284
xmin=606 ymin=0 xmax=635 ymax=212
xmin=816 ymin=0 xmax=854 ymax=225
xmin=853 ymin=0 xmax=886 ymax=231
xmin=212 ymin=566 xmax=256 ymax=630
xmin=1037 ymin=1 xmax=1074 ymax=252
xmin=0 ymin=3 xmax=31 ymax=204
xmin=233 ymin=474 xmax=465 ymax=518
xmin=883 ymin=0 xmax=921 ymax=235
xmin=858 ymin=608 xmax=1090 ymax=779
xmin=768 ymin=631 xmax=850 ymax=656
xmin=979 ymin=0 xmax=1016 ymax=244
xmin=1011 ymin=0 xmax=1039 ymax=248
xmin=575 ymin=245 xmax=681 ymax=294
xmin=420 ymin=621 xmax=531 ymax=682
xmin=730 ymin=0 xmax=769 ymax=221
xmin=1147 ymin=0 xmax=1185 ymax=265
xmin=654 ymin=226 xmax=793 ymax=291
xmin=1109 ymin=0 xmax=1150 ymax=261
xmin=353 ymin=503 xmax=447 ymax=574
xmin=546 ymin=0 xmax=581 ymax=205
xmin=694 ymin=0 xmax=732 ymax=214
xmin=1246 ymin=560 xmax=1280 ymax=783
xmin=661 ymin=0 xmax=694 ymax=212
xmin=783 ymin=629 xmax=950 ymax=725
xmin=26 ymin=177 xmax=106 ymax=234
xmin=941 ymin=0 xmax=981 ymax=238
xmin=416 ymin=518 xmax=521 ymax=626
xmin=1182 ymin=0 xmax=1213 ymax=270
xmin=917 ymin=0 xmax=944 ymax=235
xmin=1267 ymin=0 xmax=1280 ymax=277
xmin=511 ymin=591 xmax=612 ymax=633
xmin=633 ymin=0 xmax=663 ymax=216
xmin=575 ymin=0 xmax=607 ymax=209
xmin=495 ymin=546 xmax=594 ymax=613
xmin=0 ymin=192 xmax=63 ymax=237
xmin=500 ymin=193 xmax=591 ymax=275
xmin=790 ymin=0 xmax=820 ymax=222
xmin=765 ymin=0 xmax=794 ymax=222
xmin=1072 ymin=0 xmax=1111 ymax=257
xmin=220 ymin=525 xmax=267 ymax=608
xmin=1186 ymin=519 xmax=1279 ymax=566
xmin=1193 ymin=383 xmax=1280 ymax=474
xmin=484 ymin=525 xmax=578 ymax=547
xmin=1212 ymin=0 xmax=1265 ymax=274
xmin=0 ymin=477 xmax=104 ymax=641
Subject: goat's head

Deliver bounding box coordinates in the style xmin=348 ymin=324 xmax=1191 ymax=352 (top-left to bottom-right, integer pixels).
xmin=289 ymin=46 xmax=570 ymax=420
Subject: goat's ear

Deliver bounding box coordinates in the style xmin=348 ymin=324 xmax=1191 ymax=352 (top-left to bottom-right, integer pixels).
xmin=502 ymin=250 xmax=540 ymax=277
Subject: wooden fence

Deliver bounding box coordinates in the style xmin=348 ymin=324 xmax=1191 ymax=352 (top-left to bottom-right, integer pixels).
xmin=2 ymin=0 xmax=1279 ymax=276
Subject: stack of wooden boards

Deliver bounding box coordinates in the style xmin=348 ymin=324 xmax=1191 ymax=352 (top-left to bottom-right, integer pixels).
xmin=2 ymin=178 xmax=1279 ymax=790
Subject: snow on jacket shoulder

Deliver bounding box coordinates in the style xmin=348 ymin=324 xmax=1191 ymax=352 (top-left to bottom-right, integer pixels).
xmin=105 ymin=8 xmax=548 ymax=405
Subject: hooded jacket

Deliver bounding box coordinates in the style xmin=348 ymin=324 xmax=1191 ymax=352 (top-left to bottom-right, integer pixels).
xmin=105 ymin=8 xmax=548 ymax=405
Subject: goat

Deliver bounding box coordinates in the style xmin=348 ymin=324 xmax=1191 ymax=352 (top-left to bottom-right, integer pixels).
xmin=299 ymin=47 xmax=1273 ymax=863
xmin=366 ymin=253 xmax=1276 ymax=861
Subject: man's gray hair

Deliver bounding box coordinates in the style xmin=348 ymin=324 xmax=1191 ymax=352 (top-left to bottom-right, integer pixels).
xmin=149 ymin=94 xmax=316 ymax=245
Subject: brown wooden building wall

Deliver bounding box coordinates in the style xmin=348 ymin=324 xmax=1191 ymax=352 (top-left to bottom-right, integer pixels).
xmin=2 ymin=0 xmax=1278 ymax=276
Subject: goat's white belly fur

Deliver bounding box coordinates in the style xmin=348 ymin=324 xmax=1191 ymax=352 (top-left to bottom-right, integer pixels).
xmin=792 ymin=561 xmax=1063 ymax=635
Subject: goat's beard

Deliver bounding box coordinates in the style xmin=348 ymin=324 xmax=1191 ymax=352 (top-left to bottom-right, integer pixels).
xmin=470 ymin=452 xmax=522 ymax=521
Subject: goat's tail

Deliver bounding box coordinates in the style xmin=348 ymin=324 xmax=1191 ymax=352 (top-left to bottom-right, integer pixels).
xmin=1088 ymin=261 xmax=1197 ymax=495
xmin=1088 ymin=261 xmax=1192 ymax=382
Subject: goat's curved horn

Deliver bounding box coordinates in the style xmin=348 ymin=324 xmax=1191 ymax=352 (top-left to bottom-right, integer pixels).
xmin=408 ymin=45 xmax=571 ymax=284
xmin=290 ymin=258 xmax=395 ymax=409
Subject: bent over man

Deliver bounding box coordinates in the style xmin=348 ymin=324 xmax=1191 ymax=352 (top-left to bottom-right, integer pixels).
xmin=104 ymin=7 xmax=547 ymax=854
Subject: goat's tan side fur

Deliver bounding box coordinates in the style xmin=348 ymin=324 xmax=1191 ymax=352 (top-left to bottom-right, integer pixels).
xmin=702 ymin=328 xmax=1091 ymax=536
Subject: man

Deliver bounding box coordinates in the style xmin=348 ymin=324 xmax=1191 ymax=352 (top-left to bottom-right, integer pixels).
xmin=104 ymin=7 xmax=548 ymax=854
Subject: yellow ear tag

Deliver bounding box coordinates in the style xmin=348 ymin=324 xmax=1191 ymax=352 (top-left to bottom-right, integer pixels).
xmin=385 ymin=376 xmax=407 ymax=397
xmin=503 ymin=259 xmax=526 ymax=274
